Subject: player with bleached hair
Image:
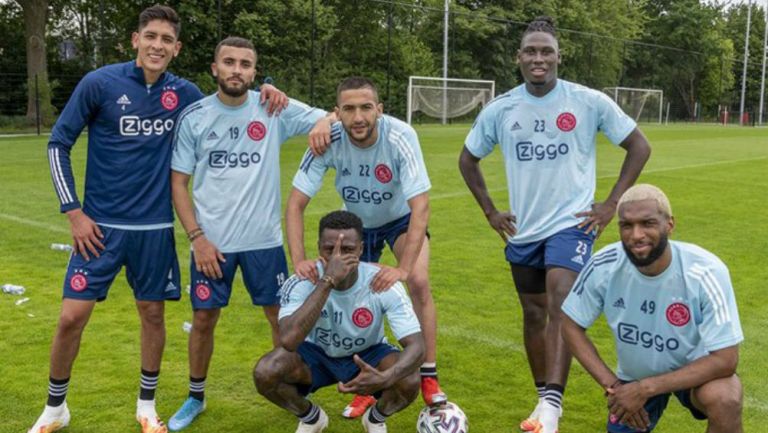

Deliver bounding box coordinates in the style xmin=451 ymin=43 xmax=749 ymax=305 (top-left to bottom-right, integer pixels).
xmin=459 ymin=15 xmax=651 ymax=433
xmin=562 ymin=184 xmax=743 ymax=433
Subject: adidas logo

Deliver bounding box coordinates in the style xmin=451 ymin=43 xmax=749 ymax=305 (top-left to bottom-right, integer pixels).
xmin=165 ymin=281 xmax=177 ymax=292
xmin=570 ymin=254 xmax=584 ymax=265
xmin=206 ymin=130 xmax=219 ymax=141
xmin=511 ymin=121 xmax=522 ymax=131
xmin=341 ymin=168 xmax=351 ymax=176
xmin=613 ymin=298 xmax=626 ymax=309
xmin=116 ymin=94 xmax=131 ymax=111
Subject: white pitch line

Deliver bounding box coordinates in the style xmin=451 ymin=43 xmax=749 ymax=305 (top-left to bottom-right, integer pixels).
xmin=426 ymin=155 xmax=768 ymax=201
xmin=0 ymin=213 xmax=69 ymax=234
xmin=745 ymin=396 xmax=768 ymax=414
xmin=439 ymin=323 xmax=524 ymax=353
xmin=5 ymin=156 xmax=766 ymax=227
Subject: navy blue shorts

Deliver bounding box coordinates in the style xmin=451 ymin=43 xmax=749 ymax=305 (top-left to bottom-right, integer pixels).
xmin=505 ymin=226 xmax=595 ymax=273
xmin=607 ymin=387 xmax=706 ymax=432
xmin=189 ymin=245 xmax=287 ymax=309
xmin=63 ymin=226 xmax=181 ymax=302
xmin=362 ymin=213 xmax=429 ymax=263
xmin=296 ymin=342 xmax=399 ymax=396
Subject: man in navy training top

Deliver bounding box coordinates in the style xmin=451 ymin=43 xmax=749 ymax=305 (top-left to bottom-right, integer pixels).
xmin=29 ymin=5 xmax=286 ymax=433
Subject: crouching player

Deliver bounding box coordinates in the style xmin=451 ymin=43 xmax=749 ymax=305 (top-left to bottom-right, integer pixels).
xmin=561 ymin=184 xmax=743 ymax=433
xmin=254 ymin=211 xmax=424 ymax=433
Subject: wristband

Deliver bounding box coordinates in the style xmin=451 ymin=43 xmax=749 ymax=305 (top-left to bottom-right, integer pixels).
xmin=320 ymin=274 xmax=336 ymax=288
xmin=188 ymin=228 xmax=204 ymax=242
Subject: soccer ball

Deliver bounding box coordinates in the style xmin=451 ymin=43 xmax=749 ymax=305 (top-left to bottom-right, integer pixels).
xmin=416 ymin=402 xmax=468 ymax=433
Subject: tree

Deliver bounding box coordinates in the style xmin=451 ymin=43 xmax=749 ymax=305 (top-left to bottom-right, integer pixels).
xmin=16 ymin=0 xmax=55 ymax=125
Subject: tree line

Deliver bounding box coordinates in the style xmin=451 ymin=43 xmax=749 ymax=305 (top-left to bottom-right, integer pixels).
xmin=2 ymin=0 xmax=766 ymax=125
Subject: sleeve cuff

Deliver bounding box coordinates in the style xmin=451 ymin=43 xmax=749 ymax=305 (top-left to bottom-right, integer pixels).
xmin=60 ymin=201 xmax=81 ymax=213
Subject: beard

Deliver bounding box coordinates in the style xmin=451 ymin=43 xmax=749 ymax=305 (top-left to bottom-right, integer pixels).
xmin=218 ymin=75 xmax=250 ymax=98
xmin=622 ymin=233 xmax=669 ymax=268
xmin=345 ymin=123 xmax=375 ymax=143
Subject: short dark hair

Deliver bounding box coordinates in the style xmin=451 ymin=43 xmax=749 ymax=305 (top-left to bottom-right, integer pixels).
xmin=523 ymin=16 xmax=557 ymax=39
xmin=336 ymin=76 xmax=379 ymax=103
xmin=215 ymin=36 xmax=257 ymax=60
xmin=139 ymin=4 xmax=181 ymax=37
xmin=318 ymin=210 xmax=363 ymax=241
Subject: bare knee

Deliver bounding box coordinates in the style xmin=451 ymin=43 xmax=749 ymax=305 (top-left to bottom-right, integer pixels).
xmin=253 ymin=349 xmax=286 ymax=394
xmin=520 ymin=298 xmax=547 ymax=328
xmin=406 ymin=274 xmax=432 ymax=305
xmin=57 ymin=309 xmax=89 ymax=335
xmin=137 ymin=302 xmax=165 ymax=328
xmin=193 ymin=309 xmax=220 ymax=334
xmin=699 ymin=377 xmax=742 ymax=421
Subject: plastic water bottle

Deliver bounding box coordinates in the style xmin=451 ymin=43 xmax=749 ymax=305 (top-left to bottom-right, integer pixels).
xmin=51 ymin=243 xmax=73 ymax=251
xmin=182 ymin=322 xmax=192 ymax=333
xmin=2 ymin=284 xmax=25 ymax=295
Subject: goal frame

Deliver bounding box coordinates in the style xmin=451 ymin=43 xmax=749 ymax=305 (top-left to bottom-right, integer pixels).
xmin=407 ymin=76 xmax=496 ymax=125
xmin=603 ymin=86 xmax=664 ymax=124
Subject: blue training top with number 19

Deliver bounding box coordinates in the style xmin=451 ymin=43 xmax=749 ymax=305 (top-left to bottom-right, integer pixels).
xmin=47 ymin=61 xmax=204 ymax=226
xmin=171 ymin=91 xmax=327 ymax=253
xmin=464 ymin=79 xmax=637 ymax=244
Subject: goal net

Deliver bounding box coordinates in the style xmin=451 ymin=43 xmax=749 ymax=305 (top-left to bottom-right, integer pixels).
xmin=407 ymin=76 xmax=495 ymax=124
xmin=603 ymin=87 xmax=663 ymax=124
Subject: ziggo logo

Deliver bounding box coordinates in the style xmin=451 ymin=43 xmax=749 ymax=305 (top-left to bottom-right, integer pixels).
xmin=515 ymin=141 xmax=570 ymax=161
xmin=119 ymin=116 xmax=174 ymax=136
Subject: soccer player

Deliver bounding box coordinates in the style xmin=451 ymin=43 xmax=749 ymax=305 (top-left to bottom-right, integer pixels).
xmin=458 ymin=16 xmax=651 ymax=433
xmin=254 ymin=210 xmax=425 ymax=433
xmin=167 ymin=36 xmax=329 ymax=430
xmin=30 ymin=6 xmax=285 ymax=433
xmin=286 ymin=76 xmax=446 ymax=416
xmin=561 ymin=184 xmax=743 ymax=433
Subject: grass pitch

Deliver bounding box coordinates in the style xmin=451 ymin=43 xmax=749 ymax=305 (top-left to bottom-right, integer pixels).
xmin=0 ymin=123 xmax=766 ymax=432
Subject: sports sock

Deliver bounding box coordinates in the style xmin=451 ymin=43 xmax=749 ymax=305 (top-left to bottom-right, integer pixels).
xmin=47 ymin=377 xmax=69 ymax=407
xmin=543 ymin=383 xmax=565 ymax=410
xmin=368 ymin=403 xmax=388 ymax=424
xmin=298 ymin=402 xmax=320 ymax=424
xmin=189 ymin=376 xmax=206 ymax=401
xmin=420 ymin=362 xmax=438 ymax=379
xmin=139 ymin=369 xmax=159 ymax=401
xmin=535 ymin=381 xmax=546 ymax=400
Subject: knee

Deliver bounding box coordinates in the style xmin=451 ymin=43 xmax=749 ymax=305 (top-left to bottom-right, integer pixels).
xmin=405 ymin=275 xmax=432 ymax=304
xmin=253 ymin=350 xmax=283 ymax=394
xmin=57 ymin=310 xmax=88 ymax=335
xmin=698 ymin=377 xmax=743 ymax=421
xmin=138 ymin=304 xmax=165 ymax=328
xmin=520 ymin=301 xmax=547 ymax=326
xmin=193 ymin=310 xmax=219 ymax=333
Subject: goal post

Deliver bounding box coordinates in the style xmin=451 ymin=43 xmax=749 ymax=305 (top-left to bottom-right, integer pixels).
xmin=603 ymin=87 xmax=664 ymax=124
xmin=407 ymin=76 xmax=495 ymax=124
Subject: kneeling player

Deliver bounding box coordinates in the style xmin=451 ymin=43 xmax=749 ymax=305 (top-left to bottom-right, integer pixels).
xmin=254 ymin=211 xmax=424 ymax=433
xmin=561 ymin=184 xmax=743 ymax=433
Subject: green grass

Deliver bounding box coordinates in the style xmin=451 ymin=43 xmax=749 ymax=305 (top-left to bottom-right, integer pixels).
xmin=0 ymin=123 xmax=766 ymax=432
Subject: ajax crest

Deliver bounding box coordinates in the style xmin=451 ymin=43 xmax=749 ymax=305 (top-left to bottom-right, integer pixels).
xmin=195 ymin=283 xmax=211 ymax=301
xmin=70 ymin=273 xmax=88 ymax=292
xmin=556 ymin=112 xmax=577 ymax=132
xmin=666 ymin=303 xmax=690 ymax=326
xmin=161 ymin=90 xmax=179 ymax=110
xmin=247 ymin=121 xmax=267 ymax=141
xmin=352 ymin=307 xmax=374 ymax=328
xmin=374 ymin=164 xmax=393 ymax=184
